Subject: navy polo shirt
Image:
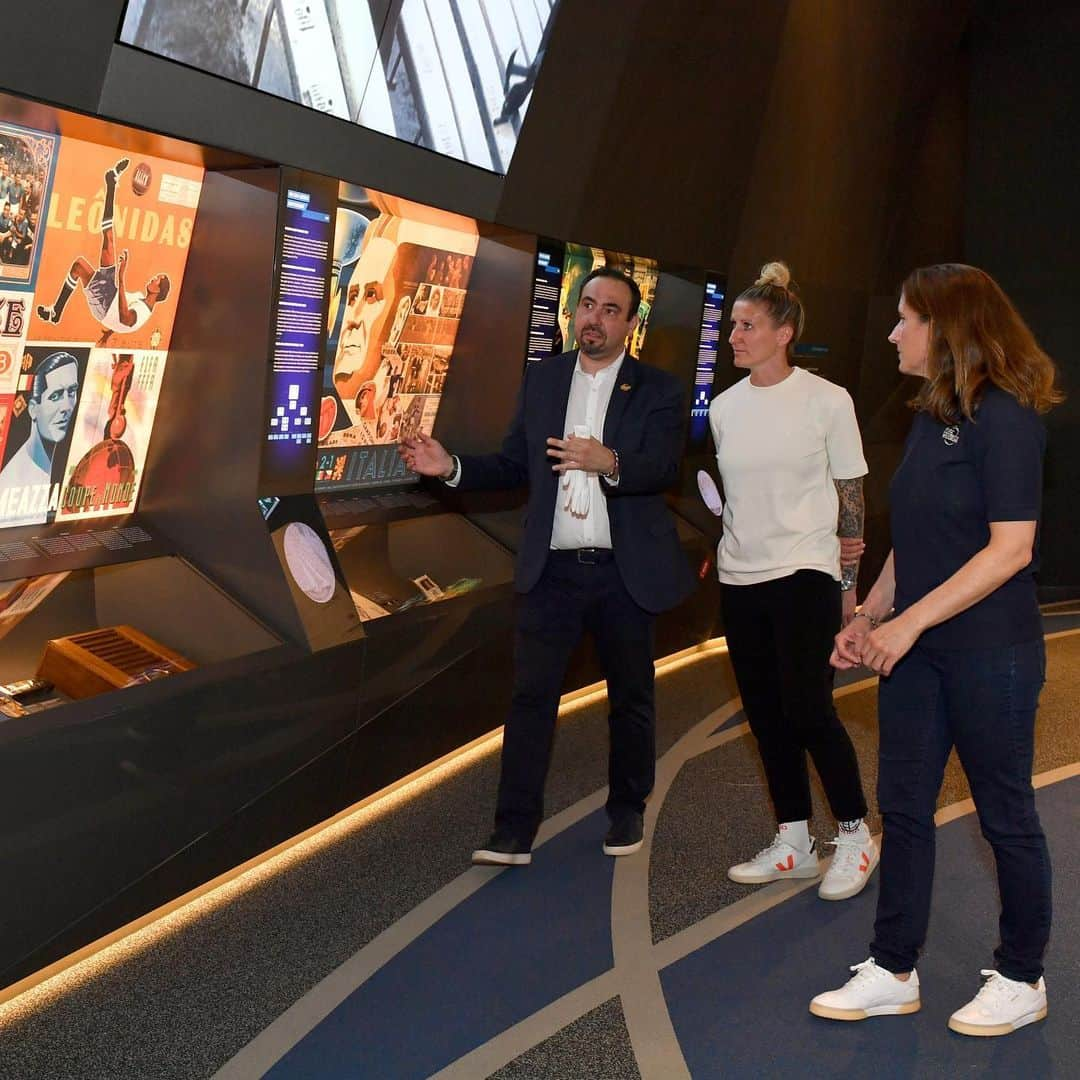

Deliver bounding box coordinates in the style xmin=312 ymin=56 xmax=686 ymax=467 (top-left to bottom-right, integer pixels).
xmin=889 ymin=385 xmax=1045 ymax=649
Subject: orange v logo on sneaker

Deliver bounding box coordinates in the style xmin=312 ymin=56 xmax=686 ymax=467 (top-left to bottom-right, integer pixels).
xmin=860 ymin=852 xmax=870 ymax=872
xmin=774 ymin=854 xmax=796 ymax=872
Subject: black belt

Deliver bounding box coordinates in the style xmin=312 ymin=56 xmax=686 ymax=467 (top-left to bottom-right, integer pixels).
xmin=550 ymin=547 xmax=614 ymax=565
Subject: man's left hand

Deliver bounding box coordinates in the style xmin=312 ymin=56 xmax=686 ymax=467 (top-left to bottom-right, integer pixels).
xmin=547 ymin=435 xmax=615 ymax=475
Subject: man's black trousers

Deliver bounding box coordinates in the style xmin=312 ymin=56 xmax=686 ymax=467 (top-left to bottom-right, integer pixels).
xmin=494 ymin=549 xmax=656 ymax=845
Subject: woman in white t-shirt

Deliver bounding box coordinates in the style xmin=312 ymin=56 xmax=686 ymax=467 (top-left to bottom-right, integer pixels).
xmin=708 ymin=262 xmax=876 ymax=902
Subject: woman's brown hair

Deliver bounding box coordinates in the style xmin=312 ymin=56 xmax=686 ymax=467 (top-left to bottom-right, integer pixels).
xmin=902 ymin=263 xmax=1063 ymax=422
xmin=737 ymin=261 xmax=805 ymax=357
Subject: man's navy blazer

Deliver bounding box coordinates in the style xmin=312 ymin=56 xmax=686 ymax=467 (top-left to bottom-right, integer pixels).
xmin=456 ymin=350 xmax=695 ymax=614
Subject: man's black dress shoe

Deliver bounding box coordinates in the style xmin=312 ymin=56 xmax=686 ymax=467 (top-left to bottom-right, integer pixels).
xmin=472 ymin=833 xmax=532 ymax=866
xmin=603 ymin=814 xmax=644 ymax=856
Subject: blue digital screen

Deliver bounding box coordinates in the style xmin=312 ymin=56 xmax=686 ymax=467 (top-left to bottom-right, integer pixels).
xmin=260 ymin=171 xmax=337 ymax=495
xmin=689 ymin=273 xmax=725 ymax=444
xmin=525 ymin=238 xmax=565 ymax=363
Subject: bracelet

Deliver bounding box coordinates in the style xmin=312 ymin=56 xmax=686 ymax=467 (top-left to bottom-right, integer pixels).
xmin=851 ymin=611 xmax=879 ymax=629
xmin=602 ymin=448 xmax=619 ymax=480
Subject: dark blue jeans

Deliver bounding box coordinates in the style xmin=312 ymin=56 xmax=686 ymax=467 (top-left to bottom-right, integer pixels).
xmin=871 ymin=639 xmax=1051 ymax=982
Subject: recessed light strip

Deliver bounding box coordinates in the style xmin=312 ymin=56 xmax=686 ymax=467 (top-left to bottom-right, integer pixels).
xmin=0 ymin=636 xmax=729 ymax=1015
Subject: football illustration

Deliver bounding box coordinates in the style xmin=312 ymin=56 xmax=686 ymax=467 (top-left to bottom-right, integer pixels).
xmin=131 ymin=162 xmax=152 ymax=196
xmin=63 ymin=438 xmax=136 ymax=514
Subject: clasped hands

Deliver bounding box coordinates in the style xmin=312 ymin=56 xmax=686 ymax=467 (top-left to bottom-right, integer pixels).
xmin=831 ymin=611 xmax=921 ymax=678
xmin=546 ymin=434 xmax=616 ymax=475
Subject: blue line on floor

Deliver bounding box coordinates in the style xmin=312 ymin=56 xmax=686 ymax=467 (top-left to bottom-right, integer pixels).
xmin=662 ymin=776 xmax=1077 ymax=1079
xmin=268 ymin=809 xmax=616 ymax=1079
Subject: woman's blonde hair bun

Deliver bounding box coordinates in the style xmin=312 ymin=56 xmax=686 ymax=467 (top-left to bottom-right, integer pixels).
xmin=737 ymin=260 xmax=805 ymax=351
xmin=754 ymin=261 xmax=792 ymax=289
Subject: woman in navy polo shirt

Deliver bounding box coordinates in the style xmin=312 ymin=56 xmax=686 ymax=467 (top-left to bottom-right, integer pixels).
xmin=810 ymin=263 xmax=1063 ymax=1036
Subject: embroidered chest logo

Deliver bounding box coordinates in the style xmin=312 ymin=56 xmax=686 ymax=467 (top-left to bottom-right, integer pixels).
xmin=942 ymin=426 xmax=960 ymax=446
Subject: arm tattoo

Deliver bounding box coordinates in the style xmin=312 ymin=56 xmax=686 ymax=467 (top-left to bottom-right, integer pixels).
xmin=835 ymin=477 xmax=865 ymax=538
xmin=835 ymin=477 xmax=865 ymax=590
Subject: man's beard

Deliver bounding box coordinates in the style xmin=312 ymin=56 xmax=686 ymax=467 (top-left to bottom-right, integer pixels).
xmin=578 ymin=328 xmax=606 ymax=355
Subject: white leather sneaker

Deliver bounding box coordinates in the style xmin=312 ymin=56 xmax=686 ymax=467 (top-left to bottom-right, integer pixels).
xmin=727 ymin=832 xmax=819 ymax=884
xmin=818 ymin=824 xmax=879 ymax=900
xmin=947 ymin=970 xmax=1047 ymax=1036
xmin=810 ymin=958 xmax=921 ymax=1020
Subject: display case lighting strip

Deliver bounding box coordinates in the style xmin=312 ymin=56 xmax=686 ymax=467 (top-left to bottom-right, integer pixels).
xmin=0 ymin=634 xmax=730 ymax=1016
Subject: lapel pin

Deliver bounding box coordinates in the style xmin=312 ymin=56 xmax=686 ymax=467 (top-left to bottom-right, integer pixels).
xmin=620 ymin=383 xmax=631 ymax=391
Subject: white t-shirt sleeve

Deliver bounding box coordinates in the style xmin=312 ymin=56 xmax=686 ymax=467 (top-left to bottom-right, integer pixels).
xmin=823 ymin=388 xmax=868 ymax=480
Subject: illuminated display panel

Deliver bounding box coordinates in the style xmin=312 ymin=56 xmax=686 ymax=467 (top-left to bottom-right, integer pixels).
xmin=688 ymin=272 xmax=726 ymax=445
xmin=119 ymin=0 xmax=561 ymax=174
xmin=525 ymin=238 xmax=659 ymax=364
xmin=0 ymin=115 xmax=202 ymax=530
xmin=314 ymin=184 xmax=478 ymax=492
xmin=260 ymin=169 xmax=337 ymax=496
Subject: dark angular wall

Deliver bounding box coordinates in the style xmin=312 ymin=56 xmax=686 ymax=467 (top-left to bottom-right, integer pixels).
xmin=965 ymin=0 xmax=1080 ymax=595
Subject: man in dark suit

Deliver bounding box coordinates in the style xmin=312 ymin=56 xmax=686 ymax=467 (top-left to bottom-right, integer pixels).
xmin=400 ymin=268 xmax=694 ymax=864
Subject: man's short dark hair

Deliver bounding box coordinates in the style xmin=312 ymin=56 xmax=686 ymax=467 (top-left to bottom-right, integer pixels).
xmin=157 ymin=275 xmax=172 ymax=302
xmin=579 ymin=266 xmax=641 ymax=321
xmin=30 ymin=351 xmax=79 ymax=403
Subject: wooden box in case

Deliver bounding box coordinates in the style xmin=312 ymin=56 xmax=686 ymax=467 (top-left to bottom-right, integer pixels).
xmin=36 ymin=625 xmax=195 ymax=700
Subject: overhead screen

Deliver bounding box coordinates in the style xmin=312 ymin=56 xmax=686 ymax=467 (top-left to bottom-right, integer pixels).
xmin=120 ymin=0 xmax=561 ymax=174
xmin=314 ymin=184 xmax=478 ymax=493
xmin=0 ymin=115 xmax=202 ymax=531
xmin=526 ymin=238 xmax=659 ymax=364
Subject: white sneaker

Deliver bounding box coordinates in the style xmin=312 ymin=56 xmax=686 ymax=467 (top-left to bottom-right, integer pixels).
xmin=818 ymin=824 xmax=879 ymax=900
xmin=727 ymin=833 xmax=819 ymax=884
xmin=810 ymin=958 xmax=920 ymax=1020
xmin=947 ymin=970 xmax=1047 ymax=1036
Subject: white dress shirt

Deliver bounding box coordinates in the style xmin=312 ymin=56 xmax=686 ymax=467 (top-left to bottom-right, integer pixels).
xmin=444 ymin=351 xmax=624 ymax=549
xmin=549 ymin=352 xmax=623 ymax=550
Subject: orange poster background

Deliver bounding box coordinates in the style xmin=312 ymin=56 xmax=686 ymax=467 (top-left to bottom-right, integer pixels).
xmin=28 ymin=138 xmax=202 ymax=351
